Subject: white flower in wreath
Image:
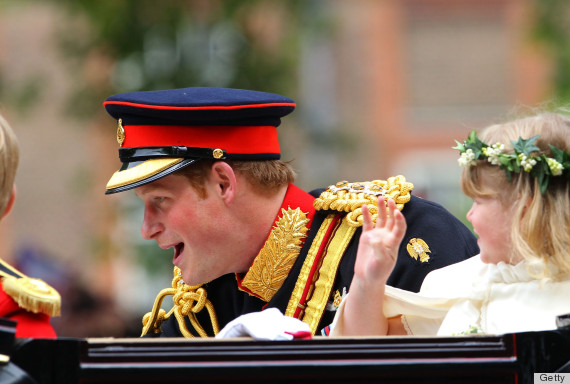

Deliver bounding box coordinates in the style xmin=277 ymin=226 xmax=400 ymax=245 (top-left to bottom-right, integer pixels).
xmin=482 ymin=143 xmax=504 ymax=165
xmin=458 ymin=148 xmax=477 ymax=167
xmin=518 ymin=153 xmax=537 ymax=172
xmin=547 ymin=157 xmax=564 ymax=176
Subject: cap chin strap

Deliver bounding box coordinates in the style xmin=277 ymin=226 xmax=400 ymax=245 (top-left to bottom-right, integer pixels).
xmin=119 ymin=146 xmax=226 ymax=162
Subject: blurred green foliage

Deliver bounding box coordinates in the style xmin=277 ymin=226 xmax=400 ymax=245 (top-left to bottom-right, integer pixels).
xmin=533 ymin=0 xmax=570 ymax=102
xmin=46 ymin=0 xmax=317 ymax=274
xmin=51 ymin=0 xmax=307 ymax=117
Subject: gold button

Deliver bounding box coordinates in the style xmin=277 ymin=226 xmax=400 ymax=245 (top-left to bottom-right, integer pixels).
xmin=213 ymin=149 xmax=224 ymax=159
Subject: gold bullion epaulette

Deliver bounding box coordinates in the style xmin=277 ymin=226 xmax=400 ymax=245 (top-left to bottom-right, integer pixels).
xmin=0 ymin=259 xmax=61 ymax=317
xmin=312 ymin=175 xmax=414 ymax=227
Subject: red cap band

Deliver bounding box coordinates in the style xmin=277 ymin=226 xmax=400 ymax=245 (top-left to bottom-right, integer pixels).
xmin=122 ymin=124 xmax=280 ymax=156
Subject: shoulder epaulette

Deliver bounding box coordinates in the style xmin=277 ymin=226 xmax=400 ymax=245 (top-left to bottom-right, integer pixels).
xmin=0 ymin=259 xmax=61 ymax=317
xmin=313 ymin=175 xmax=414 ymax=227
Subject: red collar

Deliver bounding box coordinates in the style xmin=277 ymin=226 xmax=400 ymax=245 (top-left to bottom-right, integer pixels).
xmin=276 ymin=184 xmax=315 ymax=229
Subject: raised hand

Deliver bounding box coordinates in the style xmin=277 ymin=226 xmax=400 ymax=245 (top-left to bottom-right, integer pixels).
xmin=353 ymin=197 xmax=407 ymax=289
xmin=339 ymin=197 xmax=408 ymax=336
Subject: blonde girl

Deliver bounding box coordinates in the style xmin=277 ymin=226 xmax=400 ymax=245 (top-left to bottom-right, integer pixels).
xmin=331 ymin=111 xmax=570 ymax=337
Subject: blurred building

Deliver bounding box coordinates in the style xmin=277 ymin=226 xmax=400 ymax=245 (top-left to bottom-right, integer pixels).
xmin=296 ymin=0 xmax=551 ymax=213
xmin=0 ymin=0 xmax=554 ymax=337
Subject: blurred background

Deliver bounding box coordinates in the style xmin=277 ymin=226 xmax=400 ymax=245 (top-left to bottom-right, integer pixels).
xmin=0 ymin=0 xmax=568 ymax=338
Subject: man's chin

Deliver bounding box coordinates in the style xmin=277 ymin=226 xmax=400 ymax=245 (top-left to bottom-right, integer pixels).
xmin=179 ymin=272 xmax=202 ymax=286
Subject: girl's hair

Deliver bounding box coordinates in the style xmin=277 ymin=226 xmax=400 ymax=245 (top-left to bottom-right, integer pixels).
xmin=177 ymin=159 xmax=296 ymax=199
xmin=0 ymin=114 xmax=19 ymax=216
xmin=460 ymin=111 xmax=570 ymax=279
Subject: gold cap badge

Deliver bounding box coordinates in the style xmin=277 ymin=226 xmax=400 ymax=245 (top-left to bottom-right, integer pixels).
xmin=116 ymin=118 xmax=125 ymax=145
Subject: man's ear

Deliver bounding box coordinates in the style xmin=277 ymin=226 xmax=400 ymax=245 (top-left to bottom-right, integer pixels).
xmin=2 ymin=185 xmax=16 ymax=219
xmin=210 ymin=162 xmax=237 ymax=203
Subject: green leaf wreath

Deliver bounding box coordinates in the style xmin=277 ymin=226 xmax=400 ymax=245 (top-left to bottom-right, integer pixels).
xmin=454 ymin=131 xmax=569 ymax=195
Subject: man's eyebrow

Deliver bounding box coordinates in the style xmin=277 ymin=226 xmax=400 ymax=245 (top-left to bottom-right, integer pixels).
xmin=135 ymin=184 xmax=161 ymax=198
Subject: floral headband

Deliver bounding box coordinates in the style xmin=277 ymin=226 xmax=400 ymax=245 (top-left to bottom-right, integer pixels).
xmin=454 ymin=131 xmax=570 ymax=194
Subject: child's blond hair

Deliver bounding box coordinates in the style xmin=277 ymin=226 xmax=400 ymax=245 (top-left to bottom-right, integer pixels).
xmin=460 ymin=112 xmax=570 ymax=279
xmin=0 ymin=113 xmax=19 ymax=216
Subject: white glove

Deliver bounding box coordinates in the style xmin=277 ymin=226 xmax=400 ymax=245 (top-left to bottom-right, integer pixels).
xmin=215 ymin=308 xmax=312 ymax=340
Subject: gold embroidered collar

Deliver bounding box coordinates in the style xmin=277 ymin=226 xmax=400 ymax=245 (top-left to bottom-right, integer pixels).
xmin=238 ymin=207 xmax=310 ymax=302
xmin=238 ymin=185 xmax=314 ymax=302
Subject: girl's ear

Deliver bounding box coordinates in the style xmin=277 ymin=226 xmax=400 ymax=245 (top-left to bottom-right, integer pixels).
xmin=2 ymin=185 xmax=16 ymax=219
xmin=210 ymin=162 xmax=237 ymax=204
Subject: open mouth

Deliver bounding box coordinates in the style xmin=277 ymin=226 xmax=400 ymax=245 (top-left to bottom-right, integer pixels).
xmin=173 ymin=243 xmax=185 ymax=264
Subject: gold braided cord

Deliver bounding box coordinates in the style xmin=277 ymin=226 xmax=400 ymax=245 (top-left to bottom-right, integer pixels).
xmin=141 ymin=288 xmax=175 ymax=336
xmin=141 ymin=267 xmax=220 ymax=338
xmin=313 ymin=176 xmax=413 ymax=228
xmin=172 ymin=284 xmax=220 ymax=337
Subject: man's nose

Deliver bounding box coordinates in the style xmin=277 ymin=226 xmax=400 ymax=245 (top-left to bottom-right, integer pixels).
xmin=141 ymin=210 xmax=162 ymax=240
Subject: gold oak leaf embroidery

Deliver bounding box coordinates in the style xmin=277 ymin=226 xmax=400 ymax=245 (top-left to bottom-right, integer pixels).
xmin=241 ymin=207 xmax=310 ymax=302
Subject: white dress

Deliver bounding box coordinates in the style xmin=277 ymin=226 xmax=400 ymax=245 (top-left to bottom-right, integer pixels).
xmin=330 ymin=255 xmax=570 ymax=336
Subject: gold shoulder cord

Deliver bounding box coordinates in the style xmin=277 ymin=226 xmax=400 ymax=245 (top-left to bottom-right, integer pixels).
xmin=313 ymin=175 xmax=413 ymax=226
xmin=141 ymin=267 xmax=219 ymax=337
xmin=286 ymin=176 xmax=413 ymax=334
xmin=0 ymin=259 xmax=60 ymax=317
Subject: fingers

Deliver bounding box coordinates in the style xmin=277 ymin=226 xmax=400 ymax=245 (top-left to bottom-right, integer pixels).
xmin=376 ymin=196 xmax=387 ymax=229
xmin=362 ymin=204 xmax=373 ymax=232
xmin=365 ymin=197 xmax=406 ymax=235
xmin=385 ymin=198 xmax=398 ymax=231
xmin=386 ymin=198 xmax=407 ymax=242
xmin=376 ymin=197 xmax=397 ymax=229
xmin=392 ymin=206 xmax=407 ymax=240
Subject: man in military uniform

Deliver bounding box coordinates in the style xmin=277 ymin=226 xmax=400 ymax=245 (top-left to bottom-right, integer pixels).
xmin=103 ymin=87 xmax=479 ymax=337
